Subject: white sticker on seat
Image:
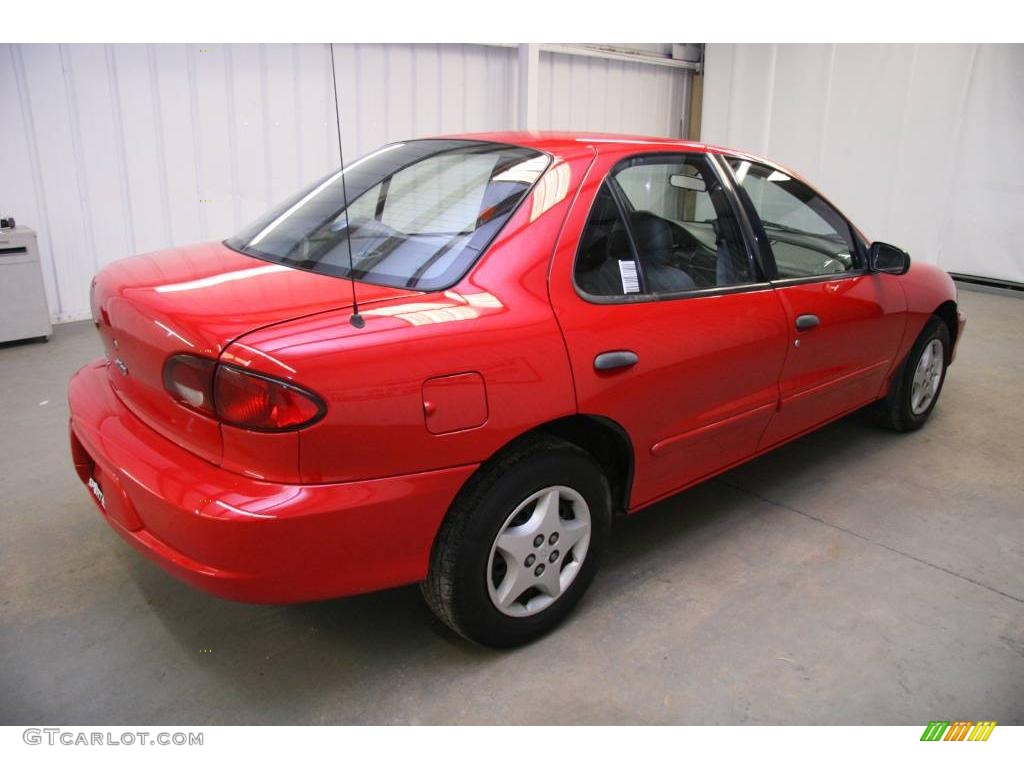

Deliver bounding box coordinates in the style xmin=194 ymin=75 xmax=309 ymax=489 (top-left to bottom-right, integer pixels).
xmin=618 ymin=260 xmax=640 ymax=294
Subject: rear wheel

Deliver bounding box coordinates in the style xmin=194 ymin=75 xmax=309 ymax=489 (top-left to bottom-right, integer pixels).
xmin=422 ymin=436 xmax=611 ymax=647
xmin=876 ymin=316 xmax=950 ymax=432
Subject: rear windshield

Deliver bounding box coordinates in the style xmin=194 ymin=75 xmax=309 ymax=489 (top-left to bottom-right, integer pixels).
xmin=226 ymin=140 xmax=549 ymax=291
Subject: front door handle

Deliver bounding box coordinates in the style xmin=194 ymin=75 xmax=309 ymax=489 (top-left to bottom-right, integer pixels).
xmin=795 ymin=314 xmax=820 ymax=331
xmin=594 ymin=350 xmax=639 ymax=371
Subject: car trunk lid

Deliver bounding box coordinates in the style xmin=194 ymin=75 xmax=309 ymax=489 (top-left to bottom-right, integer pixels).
xmin=90 ymin=241 xmax=417 ymax=464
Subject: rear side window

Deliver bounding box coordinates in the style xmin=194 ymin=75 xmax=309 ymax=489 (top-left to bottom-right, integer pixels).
xmin=227 ymin=140 xmax=549 ymax=291
xmin=575 ymin=184 xmax=640 ymax=296
xmin=727 ymin=158 xmax=859 ymax=278
xmin=575 ymin=155 xmax=753 ymax=298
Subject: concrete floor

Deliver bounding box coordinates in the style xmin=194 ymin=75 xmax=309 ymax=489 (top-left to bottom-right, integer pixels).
xmin=1 ymin=287 xmax=1021 ymax=725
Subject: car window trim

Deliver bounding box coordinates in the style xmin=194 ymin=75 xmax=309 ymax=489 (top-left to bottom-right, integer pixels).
xmin=605 ymin=177 xmax=650 ymax=295
xmin=705 ymin=152 xmax=770 ymax=283
xmin=572 ymin=151 xmax=769 ymax=305
xmin=767 ymin=269 xmax=870 ymax=288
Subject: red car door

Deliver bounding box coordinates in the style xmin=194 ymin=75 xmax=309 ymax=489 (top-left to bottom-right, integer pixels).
xmin=550 ymin=149 xmax=790 ymax=510
xmin=722 ymin=157 xmax=907 ymax=447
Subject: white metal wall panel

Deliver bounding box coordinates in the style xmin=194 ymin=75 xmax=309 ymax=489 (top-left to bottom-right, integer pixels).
xmin=702 ymin=43 xmax=1024 ymax=284
xmin=330 ymin=43 xmax=518 ymax=158
xmin=150 ymin=44 xmax=203 ymax=250
xmin=114 ymin=45 xmax=175 ymax=255
xmin=1 ymin=43 xmax=686 ymax=322
xmin=940 ymin=45 xmax=1024 ymax=283
xmin=538 ymin=50 xmax=688 ymax=137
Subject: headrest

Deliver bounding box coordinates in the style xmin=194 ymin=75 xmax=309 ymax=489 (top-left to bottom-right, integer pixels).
xmin=629 ymin=211 xmax=673 ymax=264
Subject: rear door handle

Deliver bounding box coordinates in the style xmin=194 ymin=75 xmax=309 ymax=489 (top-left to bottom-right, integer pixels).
xmin=795 ymin=314 xmax=820 ymax=331
xmin=594 ymin=350 xmax=639 ymax=371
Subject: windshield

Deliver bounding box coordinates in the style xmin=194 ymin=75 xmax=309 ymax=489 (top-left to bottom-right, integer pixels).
xmin=226 ymin=140 xmax=549 ymax=291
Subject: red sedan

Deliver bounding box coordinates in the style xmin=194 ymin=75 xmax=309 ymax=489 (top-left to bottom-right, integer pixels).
xmin=69 ymin=132 xmax=965 ymax=646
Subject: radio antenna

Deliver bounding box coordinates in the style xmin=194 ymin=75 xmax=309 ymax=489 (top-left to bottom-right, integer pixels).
xmin=329 ymin=42 xmax=365 ymax=329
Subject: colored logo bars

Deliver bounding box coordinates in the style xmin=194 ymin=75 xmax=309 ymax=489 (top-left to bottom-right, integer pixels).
xmin=920 ymin=721 xmax=997 ymax=741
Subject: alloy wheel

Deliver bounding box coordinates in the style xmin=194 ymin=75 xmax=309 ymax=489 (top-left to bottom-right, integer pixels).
xmin=911 ymin=338 xmax=944 ymax=415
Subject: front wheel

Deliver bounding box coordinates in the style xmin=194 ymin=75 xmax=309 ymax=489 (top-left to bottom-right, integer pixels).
xmin=421 ymin=436 xmax=611 ymax=647
xmin=876 ymin=316 xmax=950 ymax=432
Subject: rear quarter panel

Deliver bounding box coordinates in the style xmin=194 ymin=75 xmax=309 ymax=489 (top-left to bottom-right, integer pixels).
xmin=222 ymin=150 xmax=596 ymax=484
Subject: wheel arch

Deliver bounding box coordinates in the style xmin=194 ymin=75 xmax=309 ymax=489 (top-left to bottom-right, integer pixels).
xmin=933 ymin=300 xmax=959 ymax=363
xmin=533 ymin=414 xmax=634 ymax=514
xmin=451 ymin=414 xmax=635 ymax=517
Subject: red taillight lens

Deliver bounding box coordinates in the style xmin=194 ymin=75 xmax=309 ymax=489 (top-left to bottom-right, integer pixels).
xmin=214 ymin=364 xmax=325 ymax=431
xmin=163 ymin=354 xmax=217 ymax=416
xmin=163 ymin=355 xmax=325 ymax=432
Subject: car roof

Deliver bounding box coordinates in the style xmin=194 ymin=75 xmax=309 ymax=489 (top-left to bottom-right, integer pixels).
xmin=440 ymin=130 xmax=712 ymax=157
xmin=435 ymin=131 xmax=803 ymax=172
xmin=438 ymin=131 xmax=797 ymax=172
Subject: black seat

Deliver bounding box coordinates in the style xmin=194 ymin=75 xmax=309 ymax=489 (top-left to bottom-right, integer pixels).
xmin=627 ymin=212 xmax=696 ymax=293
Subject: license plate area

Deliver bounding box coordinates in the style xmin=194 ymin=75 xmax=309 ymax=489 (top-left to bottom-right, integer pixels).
xmin=70 ymin=429 xmax=143 ymax=531
xmin=88 ymin=472 xmax=107 ymax=510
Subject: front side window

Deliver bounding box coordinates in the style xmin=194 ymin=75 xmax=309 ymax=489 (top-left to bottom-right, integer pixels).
xmin=727 ymin=159 xmax=859 ymax=279
xmin=227 ymin=140 xmax=549 ymax=291
xmin=574 ymin=155 xmax=753 ymax=298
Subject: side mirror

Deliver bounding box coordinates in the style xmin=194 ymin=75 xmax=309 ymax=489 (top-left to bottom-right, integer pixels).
xmin=868 ymin=242 xmax=910 ymax=275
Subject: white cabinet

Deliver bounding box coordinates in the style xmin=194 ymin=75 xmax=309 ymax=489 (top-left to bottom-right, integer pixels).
xmin=0 ymin=226 xmax=52 ymax=343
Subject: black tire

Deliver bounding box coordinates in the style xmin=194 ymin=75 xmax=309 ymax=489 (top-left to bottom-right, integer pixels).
xmin=876 ymin=316 xmax=950 ymax=432
xmin=421 ymin=435 xmax=612 ymax=648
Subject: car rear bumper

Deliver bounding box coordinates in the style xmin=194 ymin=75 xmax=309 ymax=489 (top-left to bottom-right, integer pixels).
xmin=68 ymin=360 xmax=477 ymax=603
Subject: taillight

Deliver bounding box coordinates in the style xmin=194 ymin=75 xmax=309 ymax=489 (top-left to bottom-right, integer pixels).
xmin=162 ymin=354 xmax=325 ymax=432
xmin=214 ymin=364 xmax=325 ymax=431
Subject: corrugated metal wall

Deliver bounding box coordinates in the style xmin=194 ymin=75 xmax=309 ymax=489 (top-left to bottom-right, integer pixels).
xmin=538 ymin=50 xmax=688 ymax=136
xmin=2 ymin=43 xmax=343 ymax=323
xmin=0 ymin=43 xmax=691 ymax=322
